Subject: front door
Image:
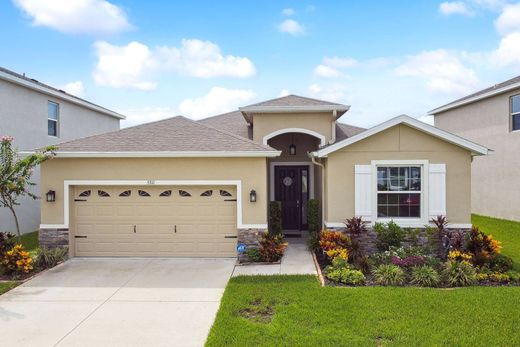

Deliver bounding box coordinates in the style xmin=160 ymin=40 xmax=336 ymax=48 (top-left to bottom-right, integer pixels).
xmin=274 ymin=166 xmax=310 ymax=231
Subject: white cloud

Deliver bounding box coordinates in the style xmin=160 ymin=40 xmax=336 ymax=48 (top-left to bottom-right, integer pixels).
xmin=281 ymin=8 xmax=295 ymax=16
xmin=156 ymin=39 xmax=256 ymax=78
xmin=178 ymin=87 xmax=256 ymax=120
xmin=395 ymin=49 xmax=479 ymax=95
xmin=61 ymin=80 xmax=85 ymax=98
xmin=93 ymin=41 xmax=158 ymax=90
xmin=439 ymin=1 xmax=474 ymax=16
xmin=13 ymin=0 xmax=132 ymax=35
xmin=322 ymin=56 xmax=359 ymax=68
xmin=120 ymin=106 xmax=178 ymax=128
xmin=495 ymin=3 xmax=520 ymax=35
xmin=279 ymin=19 xmax=305 ymax=36
xmin=93 ymin=39 xmax=256 ymax=90
xmin=314 ymin=64 xmax=344 ymax=78
xmin=279 ymin=89 xmax=290 ymax=97
xmin=308 ymin=83 xmax=347 ymax=102
xmin=493 ymin=32 xmax=520 ymax=67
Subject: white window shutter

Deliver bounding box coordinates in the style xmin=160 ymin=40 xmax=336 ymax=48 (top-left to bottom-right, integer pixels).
xmin=428 ymin=164 xmax=446 ymax=220
xmin=355 ymin=165 xmax=372 ymax=221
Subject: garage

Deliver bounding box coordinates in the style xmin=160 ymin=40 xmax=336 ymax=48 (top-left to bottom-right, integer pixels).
xmin=72 ymin=185 xmax=237 ymax=257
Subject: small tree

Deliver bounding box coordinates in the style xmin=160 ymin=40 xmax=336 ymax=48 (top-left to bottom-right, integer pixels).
xmin=268 ymin=201 xmax=282 ymax=236
xmin=0 ymin=136 xmax=55 ymax=239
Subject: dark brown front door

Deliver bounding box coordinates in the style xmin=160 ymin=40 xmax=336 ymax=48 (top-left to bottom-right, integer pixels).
xmin=274 ymin=166 xmax=310 ymax=231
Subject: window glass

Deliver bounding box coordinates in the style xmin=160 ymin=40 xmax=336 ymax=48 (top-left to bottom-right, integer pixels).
xmin=48 ymin=120 xmax=57 ymax=136
xmin=377 ymin=166 xmax=421 ymax=218
xmin=513 ymin=114 xmax=520 ymax=131
xmin=512 ymin=95 xmax=520 ymax=114
xmin=48 ymin=102 xmax=59 ymax=120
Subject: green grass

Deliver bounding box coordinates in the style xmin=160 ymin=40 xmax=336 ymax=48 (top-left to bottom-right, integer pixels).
xmin=0 ymin=281 xmax=19 ymax=295
xmin=20 ymin=230 xmax=39 ymax=252
xmin=206 ymin=275 xmax=520 ymax=347
xmin=473 ymin=214 xmax=520 ymax=271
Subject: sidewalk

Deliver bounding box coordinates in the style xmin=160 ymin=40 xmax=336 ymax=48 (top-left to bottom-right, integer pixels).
xmin=232 ymin=237 xmax=317 ymax=276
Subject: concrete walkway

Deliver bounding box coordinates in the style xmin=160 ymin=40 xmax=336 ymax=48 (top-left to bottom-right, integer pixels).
xmin=232 ymin=238 xmax=317 ymax=276
xmin=0 ymin=258 xmax=235 ymax=347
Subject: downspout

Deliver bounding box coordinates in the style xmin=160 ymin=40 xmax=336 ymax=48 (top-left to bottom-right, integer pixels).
xmin=310 ymin=154 xmax=326 ymax=229
xmin=328 ymin=109 xmax=337 ymax=145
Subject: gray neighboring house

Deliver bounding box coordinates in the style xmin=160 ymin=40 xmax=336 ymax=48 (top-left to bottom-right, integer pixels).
xmin=430 ymin=75 xmax=520 ymax=221
xmin=0 ymin=67 xmax=124 ymax=233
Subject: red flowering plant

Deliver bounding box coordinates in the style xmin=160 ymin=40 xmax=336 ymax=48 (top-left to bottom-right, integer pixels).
xmin=319 ymin=229 xmax=350 ymax=252
xmin=465 ymin=226 xmax=502 ymax=267
xmin=391 ymin=255 xmax=425 ymax=268
xmin=258 ymin=232 xmax=288 ymax=263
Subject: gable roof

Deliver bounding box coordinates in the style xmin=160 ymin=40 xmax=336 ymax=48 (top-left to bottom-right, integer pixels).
xmin=239 ymin=94 xmax=350 ymax=123
xmin=0 ymin=66 xmax=125 ymax=120
xmin=429 ymin=75 xmax=520 ymax=115
xmin=51 ymin=116 xmax=280 ymax=157
xmin=198 ymin=109 xmax=365 ymax=141
xmin=311 ymin=115 xmax=490 ymax=158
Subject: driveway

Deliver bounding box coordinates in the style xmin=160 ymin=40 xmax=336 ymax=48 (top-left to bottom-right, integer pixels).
xmin=0 ymin=258 xmax=235 ymax=347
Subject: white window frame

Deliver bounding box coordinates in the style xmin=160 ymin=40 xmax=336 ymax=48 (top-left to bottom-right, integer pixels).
xmin=48 ymin=101 xmax=59 ymax=137
xmin=511 ymin=94 xmax=520 ymax=132
xmin=371 ymin=160 xmax=429 ymax=226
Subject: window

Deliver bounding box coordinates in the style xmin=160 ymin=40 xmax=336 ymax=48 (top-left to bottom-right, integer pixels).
xmin=98 ymin=190 xmax=110 ymax=197
xmin=219 ymin=190 xmax=232 ymax=197
xmin=119 ymin=190 xmax=131 ymax=197
xmin=512 ymin=95 xmax=520 ymax=131
xmin=48 ymin=101 xmax=59 ymax=137
xmin=138 ymin=190 xmax=151 ymax=197
xmin=200 ymin=190 xmax=213 ymax=197
xmin=78 ymin=190 xmax=91 ymax=197
xmin=376 ymin=166 xmax=422 ymax=218
xmin=159 ymin=190 xmax=172 ymax=197
xmin=179 ymin=190 xmax=191 ymax=197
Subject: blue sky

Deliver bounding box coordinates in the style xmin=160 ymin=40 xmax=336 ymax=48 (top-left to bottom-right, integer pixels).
xmin=1 ymin=0 xmax=520 ymax=127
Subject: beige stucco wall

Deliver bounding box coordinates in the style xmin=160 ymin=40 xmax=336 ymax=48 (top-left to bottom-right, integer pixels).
xmin=40 ymin=157 xmax=268 ymax=226
xmin=326 ymin=124 xmax=472 ymax=224
xmin=252 ymin=112 xmax=334 ymax=144
xmin=434 ymin=90 xmax=520 ymax=221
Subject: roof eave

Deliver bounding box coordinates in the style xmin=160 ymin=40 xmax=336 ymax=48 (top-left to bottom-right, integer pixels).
xmin=0 ymin=70 xmax=126 ymax=120
xmin=428 ymin=81 xmax=520 ymax=115
xmin=239 ymin=104 xmax=350 ymax=124
xmin=39 ymin=150 xmax=282 ymax=158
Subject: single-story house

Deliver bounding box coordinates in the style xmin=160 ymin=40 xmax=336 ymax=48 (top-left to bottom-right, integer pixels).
xmin=38 ymin=95 xmax=489 ymax=257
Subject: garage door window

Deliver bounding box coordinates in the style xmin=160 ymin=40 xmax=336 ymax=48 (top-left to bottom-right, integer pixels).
xmin=98 ymin=190 xmax=110 ymax=197
xmin=179 ymin=190 xmax=191 ymax=197
xmin=138 ymin=190 xmax=151 ymax=197
xmin=201 ymin=190 xmax=213 ymax=197
xmin=79 ymin=190 xmax=91 ymax=197
xmin=119 ymin=190 xmax=131 ymax=197
xmin=159 ymin=190 xmax=172 ymax=197
xmin=220 ymin=190 xmax=232 ymax=197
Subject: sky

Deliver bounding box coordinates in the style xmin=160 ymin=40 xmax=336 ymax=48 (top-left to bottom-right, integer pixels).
xmin=1 ymin=0 xmax=520 ymax=128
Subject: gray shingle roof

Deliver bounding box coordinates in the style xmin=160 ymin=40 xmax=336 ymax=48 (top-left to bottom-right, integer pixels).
xmin=430 ymin=75 xmax=520 ymax=114
xmin=244 ymin=94 xmax=346 ymax=107
xmin=55 ymin=116 xmax=275 ymax=153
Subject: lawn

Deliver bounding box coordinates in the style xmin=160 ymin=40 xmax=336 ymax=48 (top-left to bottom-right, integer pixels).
xmin=0 ymin=231 xmax=38 ymax=296
xmin=473 ymin=214 xmax=520 ymax=271
xmin=206 ymin=276 xmax=520 ymax=346
xmin=207 ymin=216 xmax=520 ymax=346
xmin=0 ymin=281 xmax=19 ymax=295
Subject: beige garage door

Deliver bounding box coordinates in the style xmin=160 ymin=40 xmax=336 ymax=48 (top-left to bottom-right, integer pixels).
xmin=72 ymin=185 xmax=237 ymax=257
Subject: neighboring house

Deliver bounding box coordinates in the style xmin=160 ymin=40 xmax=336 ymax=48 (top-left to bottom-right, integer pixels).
xmin=430 ymin=76 xmax=520 ymax=221
xmin=0 ymin=67 xmax=124 ymax=233
xmin=37 ymin=95 xmax=488 ymax=257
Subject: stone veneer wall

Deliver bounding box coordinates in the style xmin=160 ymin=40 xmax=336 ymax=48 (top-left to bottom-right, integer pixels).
xmin=39 ymin=228 xmax=69 ymax=249
xmin=237 ymin=228 xmax=265 ymax=262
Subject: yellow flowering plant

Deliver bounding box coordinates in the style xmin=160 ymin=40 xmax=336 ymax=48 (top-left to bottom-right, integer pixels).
xmin=1 ymin=244 xmax=33 ymax=275
xmin=447 ymin=250 xmax=472 ymax=263
xmin=326 ymin=248 xmax=349 ymax=261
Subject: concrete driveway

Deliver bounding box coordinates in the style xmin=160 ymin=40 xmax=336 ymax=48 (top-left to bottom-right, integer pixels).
xmin=0 ymin=258 xmax=235 ymax=347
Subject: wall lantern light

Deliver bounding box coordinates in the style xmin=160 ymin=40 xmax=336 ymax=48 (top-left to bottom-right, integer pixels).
xmin=289 ymin=144 xmax=296 ymax=156
xmin=249 ymin=189 xmax=257 ymax=203
xmin=46 ymin=190 xmax=56 ymax=202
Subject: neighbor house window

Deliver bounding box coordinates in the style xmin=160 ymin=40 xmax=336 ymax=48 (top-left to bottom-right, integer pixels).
xmin=376 ymin=166 xmax=422 ymax=218
xmin=512 ymin=95 xmax=520 ymax=131
xmin=48 ymin=101 xmax=59 ymax=136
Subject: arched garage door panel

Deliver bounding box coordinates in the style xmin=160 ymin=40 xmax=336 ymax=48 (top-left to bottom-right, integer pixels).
xmin=72 ymin=186 xmax=237 ymax=257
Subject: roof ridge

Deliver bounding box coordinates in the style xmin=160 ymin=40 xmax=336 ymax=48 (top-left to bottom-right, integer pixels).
xmin=181 ymin=116 xmax=273 ymax=150
xmin=244 ymin=94 xmax=345 ymax=107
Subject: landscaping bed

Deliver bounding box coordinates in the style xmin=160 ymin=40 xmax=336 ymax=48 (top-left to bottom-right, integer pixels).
xmin=311 ymin=216 xmax=519 ymax=288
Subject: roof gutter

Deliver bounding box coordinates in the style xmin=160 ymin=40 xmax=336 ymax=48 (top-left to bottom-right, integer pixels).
xmin=428 ymin=81 xmax=520 ymax=115
xmin=0 ymin=70 xmax=125 ymax=120
xmin=23 ymin=150 xmax=282 ymax=158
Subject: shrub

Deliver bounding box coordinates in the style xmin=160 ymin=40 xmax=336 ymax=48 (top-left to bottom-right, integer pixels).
xmin=406 ymin=228 xmax=421 ymax=247
xmin=447 ymin=250 xmax=473 ymax=263
xmin=373 ymin=221 xmax=405 ymax=251
xmin=319 ymin=230 xmax=350 ymax=252
xmin=443 ymin=261 xmax=476 ymax=287
xmin=0 ymin=231 xmax=16 ymax=258
xmin=307 ymin=199 xmax=321 ymax=234
xmin=1 ymin=244 xmax=33 ymax=275
xmin=35 ymin=247 xmax=68 ymax=269
xmin=391 ymin=255 xmax=425 ymax=268
xmin=466 ymin=226 xmax=501 ymax=266
xmin=259 ymin=232 xmax=287 ymax=262
xmin=306 ymin=231 xmax=320 ymax=252
xmin=489 ymin=254 xmax=513 ymax=273
xmin=246 ymin=247 xmax=262 ymax=262
xmin=373 ymin=264 xmax=406 ymax=286
xmin=268 ymin=201 xmax=282 ymax=236
xmin=324 ymin=257 xmax=366 ymax=285
xmin=344 ymin=216 xmax=368 ymax=238
xmin=326 ymin=247 xmax=349 ymax=260
xmin=411 ymin=265 xmax=440 ymax=287
xmin=506 ymin=271 xmax=520 ymax=285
